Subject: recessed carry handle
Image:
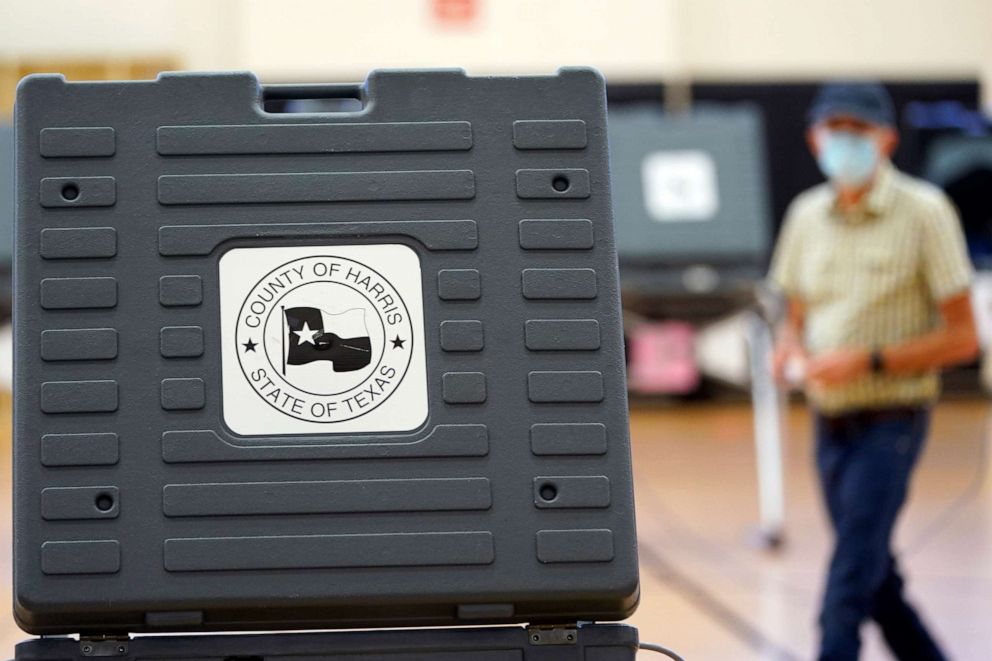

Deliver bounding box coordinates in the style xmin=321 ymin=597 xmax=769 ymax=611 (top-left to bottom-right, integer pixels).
xmin=262 ymin=83 xmax=364 ymax=102
xmin=261 ymin=83 xmax=367 ymax=114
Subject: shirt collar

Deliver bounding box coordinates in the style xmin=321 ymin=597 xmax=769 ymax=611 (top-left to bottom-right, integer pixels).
xmin=830 ymin=160 xmax=896 ymax=223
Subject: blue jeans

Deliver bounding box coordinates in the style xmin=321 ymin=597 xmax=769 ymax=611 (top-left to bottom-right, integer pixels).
xmin=814 ymin=407 xmax=947 ymax=661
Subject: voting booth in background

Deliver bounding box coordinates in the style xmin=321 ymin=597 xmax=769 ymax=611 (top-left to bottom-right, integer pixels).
xmin=609 ymin=104 xmax=785 ymax=545
xmin=925 ymin=135 xmax=992 ymax=270
xmin=609 ymin=104 xmax=773 ymax=391
xmin=925 ymin=135 xmax=992 ymax=380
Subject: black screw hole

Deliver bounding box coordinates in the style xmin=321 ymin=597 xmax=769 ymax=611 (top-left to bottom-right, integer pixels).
xmin=60 ymin=183 xmax=80 ymax=201
xmin=566 ymin=634 xmax=575 ymax=641
xmin=539 ymin=483 xmax=558 ymax=501
xmin=95 ymin=492 xmax=115 ymax=512
xmin=551 ymin=176 xmax=570 ymax=192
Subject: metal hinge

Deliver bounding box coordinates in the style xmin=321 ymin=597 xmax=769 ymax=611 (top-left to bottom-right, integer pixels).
xmin=79 ymin=636 xmax=129 ymax=657
xmin=527 ymin=625 xmax=578 ymax=645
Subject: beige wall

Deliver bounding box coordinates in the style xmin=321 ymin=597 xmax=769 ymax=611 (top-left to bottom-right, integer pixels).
xmin=230 ymin=0 xmax=683 ymax=79
xmin=0 ymin=0 xmax=180 ymax=57
xmin=2 ymin=0 xmax=991 ymax=104
xmin=682 ymin=0 xmax=992 ymax=85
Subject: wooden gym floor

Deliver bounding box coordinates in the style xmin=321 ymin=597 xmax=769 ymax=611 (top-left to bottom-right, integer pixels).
xmin=627 ymin=399 xmax=992 ymax=660
xmin=0 ymin=395 xmax=989 ymax=659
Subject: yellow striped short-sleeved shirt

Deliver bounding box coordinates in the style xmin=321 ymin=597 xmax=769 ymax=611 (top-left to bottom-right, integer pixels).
xmin=769 ymin=162 xmax=973 ymax=414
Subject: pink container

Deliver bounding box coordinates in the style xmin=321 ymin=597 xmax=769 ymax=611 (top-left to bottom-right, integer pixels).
xmin=627 ymin=321 xmax=700 ymax=395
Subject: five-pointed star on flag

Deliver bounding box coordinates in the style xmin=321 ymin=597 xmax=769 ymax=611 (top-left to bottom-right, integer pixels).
xmin=293 ymin=321 xmax=320 ymax=346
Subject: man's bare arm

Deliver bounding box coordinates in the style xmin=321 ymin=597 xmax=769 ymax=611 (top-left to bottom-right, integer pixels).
xmin=808 ymin=291 xmax=979 ymax=387
xmin=780 ymin=297 xmax=805 ymax=345
xmin=882 ymin=291 xmax=980 ymax=374
xmin=772 ymin=297 xmax=806 ymax=382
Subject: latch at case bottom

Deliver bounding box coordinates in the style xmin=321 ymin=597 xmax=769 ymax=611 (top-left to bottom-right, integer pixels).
xmin=78 ymin=637 xmax=128 ymax=657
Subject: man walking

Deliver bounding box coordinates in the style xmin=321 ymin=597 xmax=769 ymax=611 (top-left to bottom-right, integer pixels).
xmin=770 ymin=81 xmax=979 ymax=660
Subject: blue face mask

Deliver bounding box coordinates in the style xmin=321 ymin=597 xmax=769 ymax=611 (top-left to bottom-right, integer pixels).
xmin=816 ymin=130 xmax=880 ymax=188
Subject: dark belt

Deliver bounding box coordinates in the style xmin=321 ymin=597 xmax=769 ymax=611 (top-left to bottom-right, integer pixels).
xmin=819 ymin=405 xmax=924 ymax=432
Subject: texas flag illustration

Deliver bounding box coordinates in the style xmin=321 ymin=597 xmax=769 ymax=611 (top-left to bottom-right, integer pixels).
xmin=283 ymin=306 xmax=373 ymax=373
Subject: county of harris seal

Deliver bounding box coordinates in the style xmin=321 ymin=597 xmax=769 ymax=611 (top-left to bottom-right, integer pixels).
xmin=219 ymin=244 xmax=428 ymax=436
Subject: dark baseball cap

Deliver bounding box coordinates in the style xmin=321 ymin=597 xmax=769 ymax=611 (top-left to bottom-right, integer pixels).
xmin=808 ymin=81 xmax=895 ymax=127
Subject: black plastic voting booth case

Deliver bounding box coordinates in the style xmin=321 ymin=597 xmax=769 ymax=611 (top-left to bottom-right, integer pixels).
xmin=13 ymin=69 xmax=638 ymax=659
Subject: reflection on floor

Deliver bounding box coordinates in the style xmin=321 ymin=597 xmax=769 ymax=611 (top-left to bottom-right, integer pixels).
xmin=0 ymin=395 xmax=989 ymax=659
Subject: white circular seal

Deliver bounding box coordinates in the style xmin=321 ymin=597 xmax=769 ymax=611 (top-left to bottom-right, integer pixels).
xmin=235 ymin=254 xmax=415 ymax=424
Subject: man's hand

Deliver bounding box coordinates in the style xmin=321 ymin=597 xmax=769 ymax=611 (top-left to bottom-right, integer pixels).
xmin=806 ymin=347 xmax=871 ymax=388
xmin=772 ymin=341 xmax=806 ymax=385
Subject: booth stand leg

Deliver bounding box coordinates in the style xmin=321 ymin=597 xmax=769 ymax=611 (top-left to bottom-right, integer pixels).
xmin=746 ymin=311 xmax=787 ymax=550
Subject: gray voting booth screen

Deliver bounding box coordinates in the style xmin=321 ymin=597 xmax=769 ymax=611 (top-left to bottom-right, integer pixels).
xmin=609 ymin=105 xmax=772 ymax=266
xmin=13 ymin=69 xmax=638 ymax=635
